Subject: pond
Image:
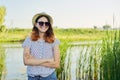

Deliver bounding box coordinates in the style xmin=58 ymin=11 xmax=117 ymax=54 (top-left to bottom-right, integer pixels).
xmin=2 ymin=44 xmax=27 ymax=80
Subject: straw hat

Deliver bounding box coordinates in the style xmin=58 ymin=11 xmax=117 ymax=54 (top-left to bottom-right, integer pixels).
xmin=32 ymin=12 xmax=53 ymax=26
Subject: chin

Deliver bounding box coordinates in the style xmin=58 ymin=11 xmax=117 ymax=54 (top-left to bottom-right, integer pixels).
xmin=40 ymin=30 xmax=47 ymax=33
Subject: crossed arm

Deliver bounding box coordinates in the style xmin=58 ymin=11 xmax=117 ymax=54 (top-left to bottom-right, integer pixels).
xmin=23 ymin=45 xmax=60 ymax=68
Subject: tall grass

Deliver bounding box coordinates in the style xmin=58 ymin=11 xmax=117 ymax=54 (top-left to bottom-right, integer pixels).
xmin=76 ymin=43 xmax=101 ymax=80
xmin=100 ymin=30 xmax=120 ymax=80
xmin=56 ymin=29 xmax=103 ymax=80
xmin=0 ymin=45 xmax=5 ymax=79
xmin=57 ymin=41 xmax=71 ymax=80
xmin=57 ymin=29 xmax=120 ymax=80
xmin=75 ymin=30 xmax=120 ymax=80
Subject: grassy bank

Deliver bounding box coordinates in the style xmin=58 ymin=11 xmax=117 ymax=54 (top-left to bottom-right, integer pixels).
xmin=0 ymin=28 xmax=112 ymax=42
xmin=0 ymin=28 xmax=30 ymax=42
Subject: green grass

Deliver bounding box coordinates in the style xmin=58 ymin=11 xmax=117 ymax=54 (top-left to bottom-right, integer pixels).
xmin=0 ymin=28 xmax=110 ymax=42
xmin=0 ymin=45 xmax=5 ymax=79
xmin=54 ymin=28 xmax=106 ymax=42
xmin=56 ymin=28 xmax=120 ymax=80
xmin=100 ymin=30 xmax=120 ymax=80
xmin=56 ymin=41 xmax=71 ymax=80
xmin=0 ymin=28 xmax=31 ymax=42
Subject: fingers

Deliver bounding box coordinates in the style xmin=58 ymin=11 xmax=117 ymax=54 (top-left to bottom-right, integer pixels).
xmin=25 ymin=53 xmax=33 ymax=59
xmin=47 ymin=58 xmax=54 ymax=62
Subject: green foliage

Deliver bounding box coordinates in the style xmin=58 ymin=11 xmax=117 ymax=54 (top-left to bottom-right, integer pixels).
xmin=55 ymin=28 xmax=120 ymax=80
xmin=103 ymin=24 xmax=111 ymax=29
xmin=100 ymin=30 xmax=120 ymax=80
xmin=0 ymin=6 xmax=6 ymax=32
xmin=0 ymin=6 xmax=6 ymax=25
xmin=0 ymin=25 xmax=6 ymax=32
xmin=57 ymin=41 xmax=70 ymax=80
xmin=0 ymin=28 xmax=108 ymax=42
xmin=0 ymin=45 xmax=5 ymax=79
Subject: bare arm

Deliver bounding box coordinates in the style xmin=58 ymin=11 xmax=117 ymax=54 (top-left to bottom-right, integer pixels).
xmin=23 ymin=47 xmax=53 ymax=66
xmin=40 ymin=45 xmax=60 ymax=68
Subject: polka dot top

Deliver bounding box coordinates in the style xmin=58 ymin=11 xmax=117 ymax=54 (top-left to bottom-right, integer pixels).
xmin=22 ymin=36 xmax=60 ymax=77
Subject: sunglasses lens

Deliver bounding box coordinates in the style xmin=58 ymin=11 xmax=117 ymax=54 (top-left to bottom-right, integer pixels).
xmin=45 ymin=22 xmax=50 ymax=26
xmin=38 ymin=22 xmax=44 ymax=26
xmin=38 ymin=22 xmax=50 ymax=27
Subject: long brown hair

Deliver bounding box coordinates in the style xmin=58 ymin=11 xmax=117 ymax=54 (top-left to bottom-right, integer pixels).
xmin=31 ymin=15 xmax=54 ymax=43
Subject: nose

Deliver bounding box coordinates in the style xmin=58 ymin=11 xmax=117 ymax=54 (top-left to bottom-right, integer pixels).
xmin=43 ymin=23 xmax=46 ymax=27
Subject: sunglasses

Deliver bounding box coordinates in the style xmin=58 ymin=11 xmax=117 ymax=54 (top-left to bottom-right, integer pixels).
xmin=37 ymin=21 xmax=50 ymax=27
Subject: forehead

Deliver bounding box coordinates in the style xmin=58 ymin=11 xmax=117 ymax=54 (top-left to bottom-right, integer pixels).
xmin=37 ymin=16 xmax=48 ymax=22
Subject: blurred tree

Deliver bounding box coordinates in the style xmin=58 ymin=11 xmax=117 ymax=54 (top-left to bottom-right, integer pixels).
xmin=93 ymin=26 xmax=97 ymax=29
xmin=103 ymin=24 xmax=111 ymax=30
xmin=0 ymin=25 xmax=6 ymax=32
xmin=0 ymin=6 xmax=6 ymax=32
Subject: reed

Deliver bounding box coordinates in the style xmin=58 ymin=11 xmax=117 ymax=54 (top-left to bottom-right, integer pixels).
xmin=100 ymin=30 xmax=120 ymax=80
xmin=76 ymin=43 xmax=101 ymax=80
xmin=0 ymin=45 xmax=5 ymax=79
xmin=64 ymin=46 xmax=72 ymax=80
xmin=57 ymin=40 xmax=71 ymax=80
xmin=56 ymin=29 xmax=120 ymax=80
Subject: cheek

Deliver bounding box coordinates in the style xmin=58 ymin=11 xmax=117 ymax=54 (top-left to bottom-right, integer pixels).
xmin=46 ymin=27 xmax=49 ymax=30
xmin=35 ymin=24 xmax=39 ymax=28
xmin=45 ymin=27 xmax=49 ymax=31
xmin=35 ymin=24 xmax=40 ymax=30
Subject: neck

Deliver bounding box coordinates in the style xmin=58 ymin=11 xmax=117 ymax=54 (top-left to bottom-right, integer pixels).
xmin=39 ymin=32 xmax=45 ymax=39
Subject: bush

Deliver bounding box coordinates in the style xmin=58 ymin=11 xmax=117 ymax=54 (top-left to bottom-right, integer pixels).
xmin=0 ymin=25 xmax=6 ymax=32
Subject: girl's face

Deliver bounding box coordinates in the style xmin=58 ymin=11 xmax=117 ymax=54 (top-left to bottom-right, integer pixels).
xmin=35 ymin=16 xmax=50 ymax=33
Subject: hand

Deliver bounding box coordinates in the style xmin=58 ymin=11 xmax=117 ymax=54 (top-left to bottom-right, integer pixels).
xmin=45 ymin=58 xmax=54 ymax=62
xmin=25 ymin=53 xmax=34 ymax=59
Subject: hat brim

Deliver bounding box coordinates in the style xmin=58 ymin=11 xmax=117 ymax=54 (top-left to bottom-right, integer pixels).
xmin=32 ymin=13 xmax=53 ymax=26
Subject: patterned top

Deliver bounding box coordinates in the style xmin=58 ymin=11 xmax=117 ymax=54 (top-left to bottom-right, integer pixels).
xmin=22 ymin=36 xmax=60 ymax=77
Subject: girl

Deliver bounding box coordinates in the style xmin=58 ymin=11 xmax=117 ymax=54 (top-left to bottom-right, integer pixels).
xmin=22 ymin=12 xmax=60 ymax=80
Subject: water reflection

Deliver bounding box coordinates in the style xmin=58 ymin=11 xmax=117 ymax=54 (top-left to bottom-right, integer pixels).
xmin=2 ymin=47 xmax=27 ymax=80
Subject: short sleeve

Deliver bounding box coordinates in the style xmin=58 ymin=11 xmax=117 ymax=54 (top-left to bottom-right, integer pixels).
xmin=22 ymin=36 xmax=31 ymax=48
xmin=52 ymin=38 xmax=60 ymax=47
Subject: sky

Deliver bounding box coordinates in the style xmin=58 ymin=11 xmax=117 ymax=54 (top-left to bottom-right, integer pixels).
xmin=0 ymin=0 xmax=120 ymax=29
